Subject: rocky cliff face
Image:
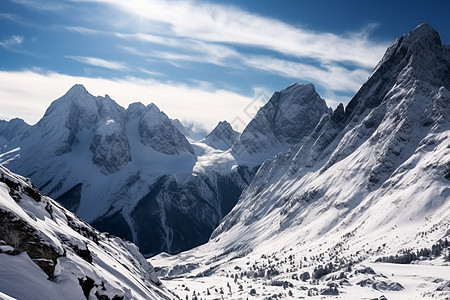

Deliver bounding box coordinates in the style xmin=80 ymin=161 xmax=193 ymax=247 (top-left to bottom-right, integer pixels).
xmin=232 ymin=83 xmax=331 ymax=165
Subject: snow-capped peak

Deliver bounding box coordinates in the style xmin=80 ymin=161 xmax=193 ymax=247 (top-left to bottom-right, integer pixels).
xmin=65 ymin=83 xmax=89 ymax=97
xmin=203 ymin=120 xmax=239 ymax=151
xmin=138 ymin=103 xmax=195 ymax=155
xmin=231 ymin=82 xmax=331 ymax=165
xmin=0 ymin=118 xmax=30 ymax=145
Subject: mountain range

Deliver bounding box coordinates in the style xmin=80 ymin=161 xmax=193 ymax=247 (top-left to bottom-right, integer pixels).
xmin=151 ymin=23 xmax=450 ymax=299
xmin=0 ymin=23 xmax=449 ymax=299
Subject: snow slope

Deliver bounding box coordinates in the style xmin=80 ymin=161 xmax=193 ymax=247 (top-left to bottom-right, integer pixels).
xmin=153 ymin=23 xmax=450 ymax=299
xmin=0 ymin=164 xmax=173 ymax=299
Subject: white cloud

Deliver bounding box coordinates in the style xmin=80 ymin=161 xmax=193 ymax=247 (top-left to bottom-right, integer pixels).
xmin=11 ymin=0 xmax=69 ymax=11
xmin=0 ymin=70 xmax=265 ymax=131
xmin=65 ymin=56 xmax=129 ymax=71
xmin=0 ymin=35 xmax=24 ymax=49
xmin=85 ymin=0 xmax=387 ymax=68
xmin=244 ymin=55 xmax=370 ymax=93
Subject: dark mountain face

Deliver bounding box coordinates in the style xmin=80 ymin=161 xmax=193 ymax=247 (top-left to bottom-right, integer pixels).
xmin=232 ymin=83 xmax=331 ymax=164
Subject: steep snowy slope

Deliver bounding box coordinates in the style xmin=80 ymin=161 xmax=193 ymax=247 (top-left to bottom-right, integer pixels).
xmin=0 ymin=164 xmax=172 ymax=299
xmin=0 ymin=84 xmax=254 ymax=257
xmin=232 ymin=83 xmax=331 ymax=166
xmin=153 ymin=23 xmax=450 ymax=299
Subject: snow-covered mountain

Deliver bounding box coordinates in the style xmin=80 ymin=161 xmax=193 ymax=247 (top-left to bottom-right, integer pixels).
xmin=203 ymin=121 xmax=239 ymax=151
xmin=0 ymin=118 xmax=30 ymax=147
xmin=232 ymin=83 xmax=331 ymax=166
xmin=0 ymin=84 xmax=258 ymax=257
xmin=153 ymin=23 xmax=450 ymax=299
xmin=0 ymin=164 xmax=172 ymax=299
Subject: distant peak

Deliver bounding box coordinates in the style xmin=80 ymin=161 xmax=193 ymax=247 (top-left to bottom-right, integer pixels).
xmin=128 ymin=102 xmax=146 ymax=111
xmin=67 ymin=84 xmax=88 ymax=95
xmin=146 ymin=103 xmax=161 ymax=112
xmin=217 ymin=120 xmax=232 ymax=128
xmin=402 ymin=22 xmax=441 ymax=49
xmin=410 ymin=23 xmax=439 ymax=38
xmin=285 ymin=82 xmax=314 ymax=91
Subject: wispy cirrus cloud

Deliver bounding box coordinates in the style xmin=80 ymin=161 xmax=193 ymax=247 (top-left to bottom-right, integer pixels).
xmin=66 ymin=56 xmax=129 ymax=71
xmin=10 ymin=0 xmax=70 ymax=11
xmin=85 ymin=0 xmax=386 ymax=68
xmin=244 ymin=56 xmax=370 ymax=93
xmin=0 ymin=35 xmax=24 ymax=49
xmin=61 ymin=0 xmax=388 ymax=100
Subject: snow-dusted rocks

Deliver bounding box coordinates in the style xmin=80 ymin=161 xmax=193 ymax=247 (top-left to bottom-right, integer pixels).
xmin=153 ymin=24 xmax=450 ymax=299
xmin=0 ymin=164 xmax=172 ymax=299
xmin=232 ymin=83 xmax=331 ymax=165
xmin=89 ymin=119 xmax=131 ymax=174
xmin=138 ymin=103 xmax=194 ymax=155
xmin=204 ymin=121 xmax=239 ymax=151
xmin=0 ymin=118 xmax=30 ymax=146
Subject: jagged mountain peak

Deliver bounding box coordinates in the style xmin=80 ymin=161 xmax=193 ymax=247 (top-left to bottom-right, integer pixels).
xmin=404 ymin=23 xmax=441 ymax=47
xmin=231 ymin=82 xmax=331 ymax=164
xmin=138 ymin=102 xmax=195 ymax=155
xmin=65 ymin=83 xmax=89 ymax=96
xmin=207 ymin=120 xmax=235 ymax=136
xmin=154 ymin=25 xmax=450 ymax=299
xmin=127 ymin=102 xmax=146 ymax=118
xmin=0 ymin=118 xmax=30 ymax=144
xmin=204 ymin=120 xmax=239 ymax=150
xmin=347 ymin=23 xmax=449 ymax=117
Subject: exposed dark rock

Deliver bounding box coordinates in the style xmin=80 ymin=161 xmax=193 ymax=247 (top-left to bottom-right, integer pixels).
xmin=372 ymin=281 xmax=404 ymax=291
xmin=355 ymin=266 xmax=376 ymax=275
xmin=299 ymin=271 xmax=310 ymax=281
xmin=356 ymin=278 xmax=374 ymax=287
xmin=0 ymin=208 xmax=61 ymax=278
xmin=321 ymin=286 xmax=339 ymax=295
xmin=307 ymin=287 xmax=319 ymax=296
xmin=56 ymin=183 xmax=82 ymax=213
xmin=78 ymin=276 xmax=95 ymax=299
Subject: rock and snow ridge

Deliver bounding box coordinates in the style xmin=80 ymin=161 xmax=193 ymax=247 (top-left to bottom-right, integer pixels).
xmin=232 ymin=83 xmax=332 ymax=166
xmin=153 ymin=23 xmax=450 ymax=299
xmin=0 ymin=118 xmax=30 ymax=147
xmin=0 ymin=164 xmax=172 ymax=299
xmin=203 ymin=120 xmax=239 ymax=151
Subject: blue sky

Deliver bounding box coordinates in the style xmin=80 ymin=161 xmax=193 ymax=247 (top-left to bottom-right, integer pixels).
xmin=1 ymin=0 xmax=449 ymax=131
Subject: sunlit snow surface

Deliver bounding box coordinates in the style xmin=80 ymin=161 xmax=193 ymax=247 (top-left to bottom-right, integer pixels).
xmin=152 ymin=24 xmax=450 ymax=299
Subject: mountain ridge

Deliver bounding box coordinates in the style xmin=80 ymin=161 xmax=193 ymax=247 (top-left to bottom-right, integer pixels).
xmin=152 ymin=23 xmax=450 ymax=300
